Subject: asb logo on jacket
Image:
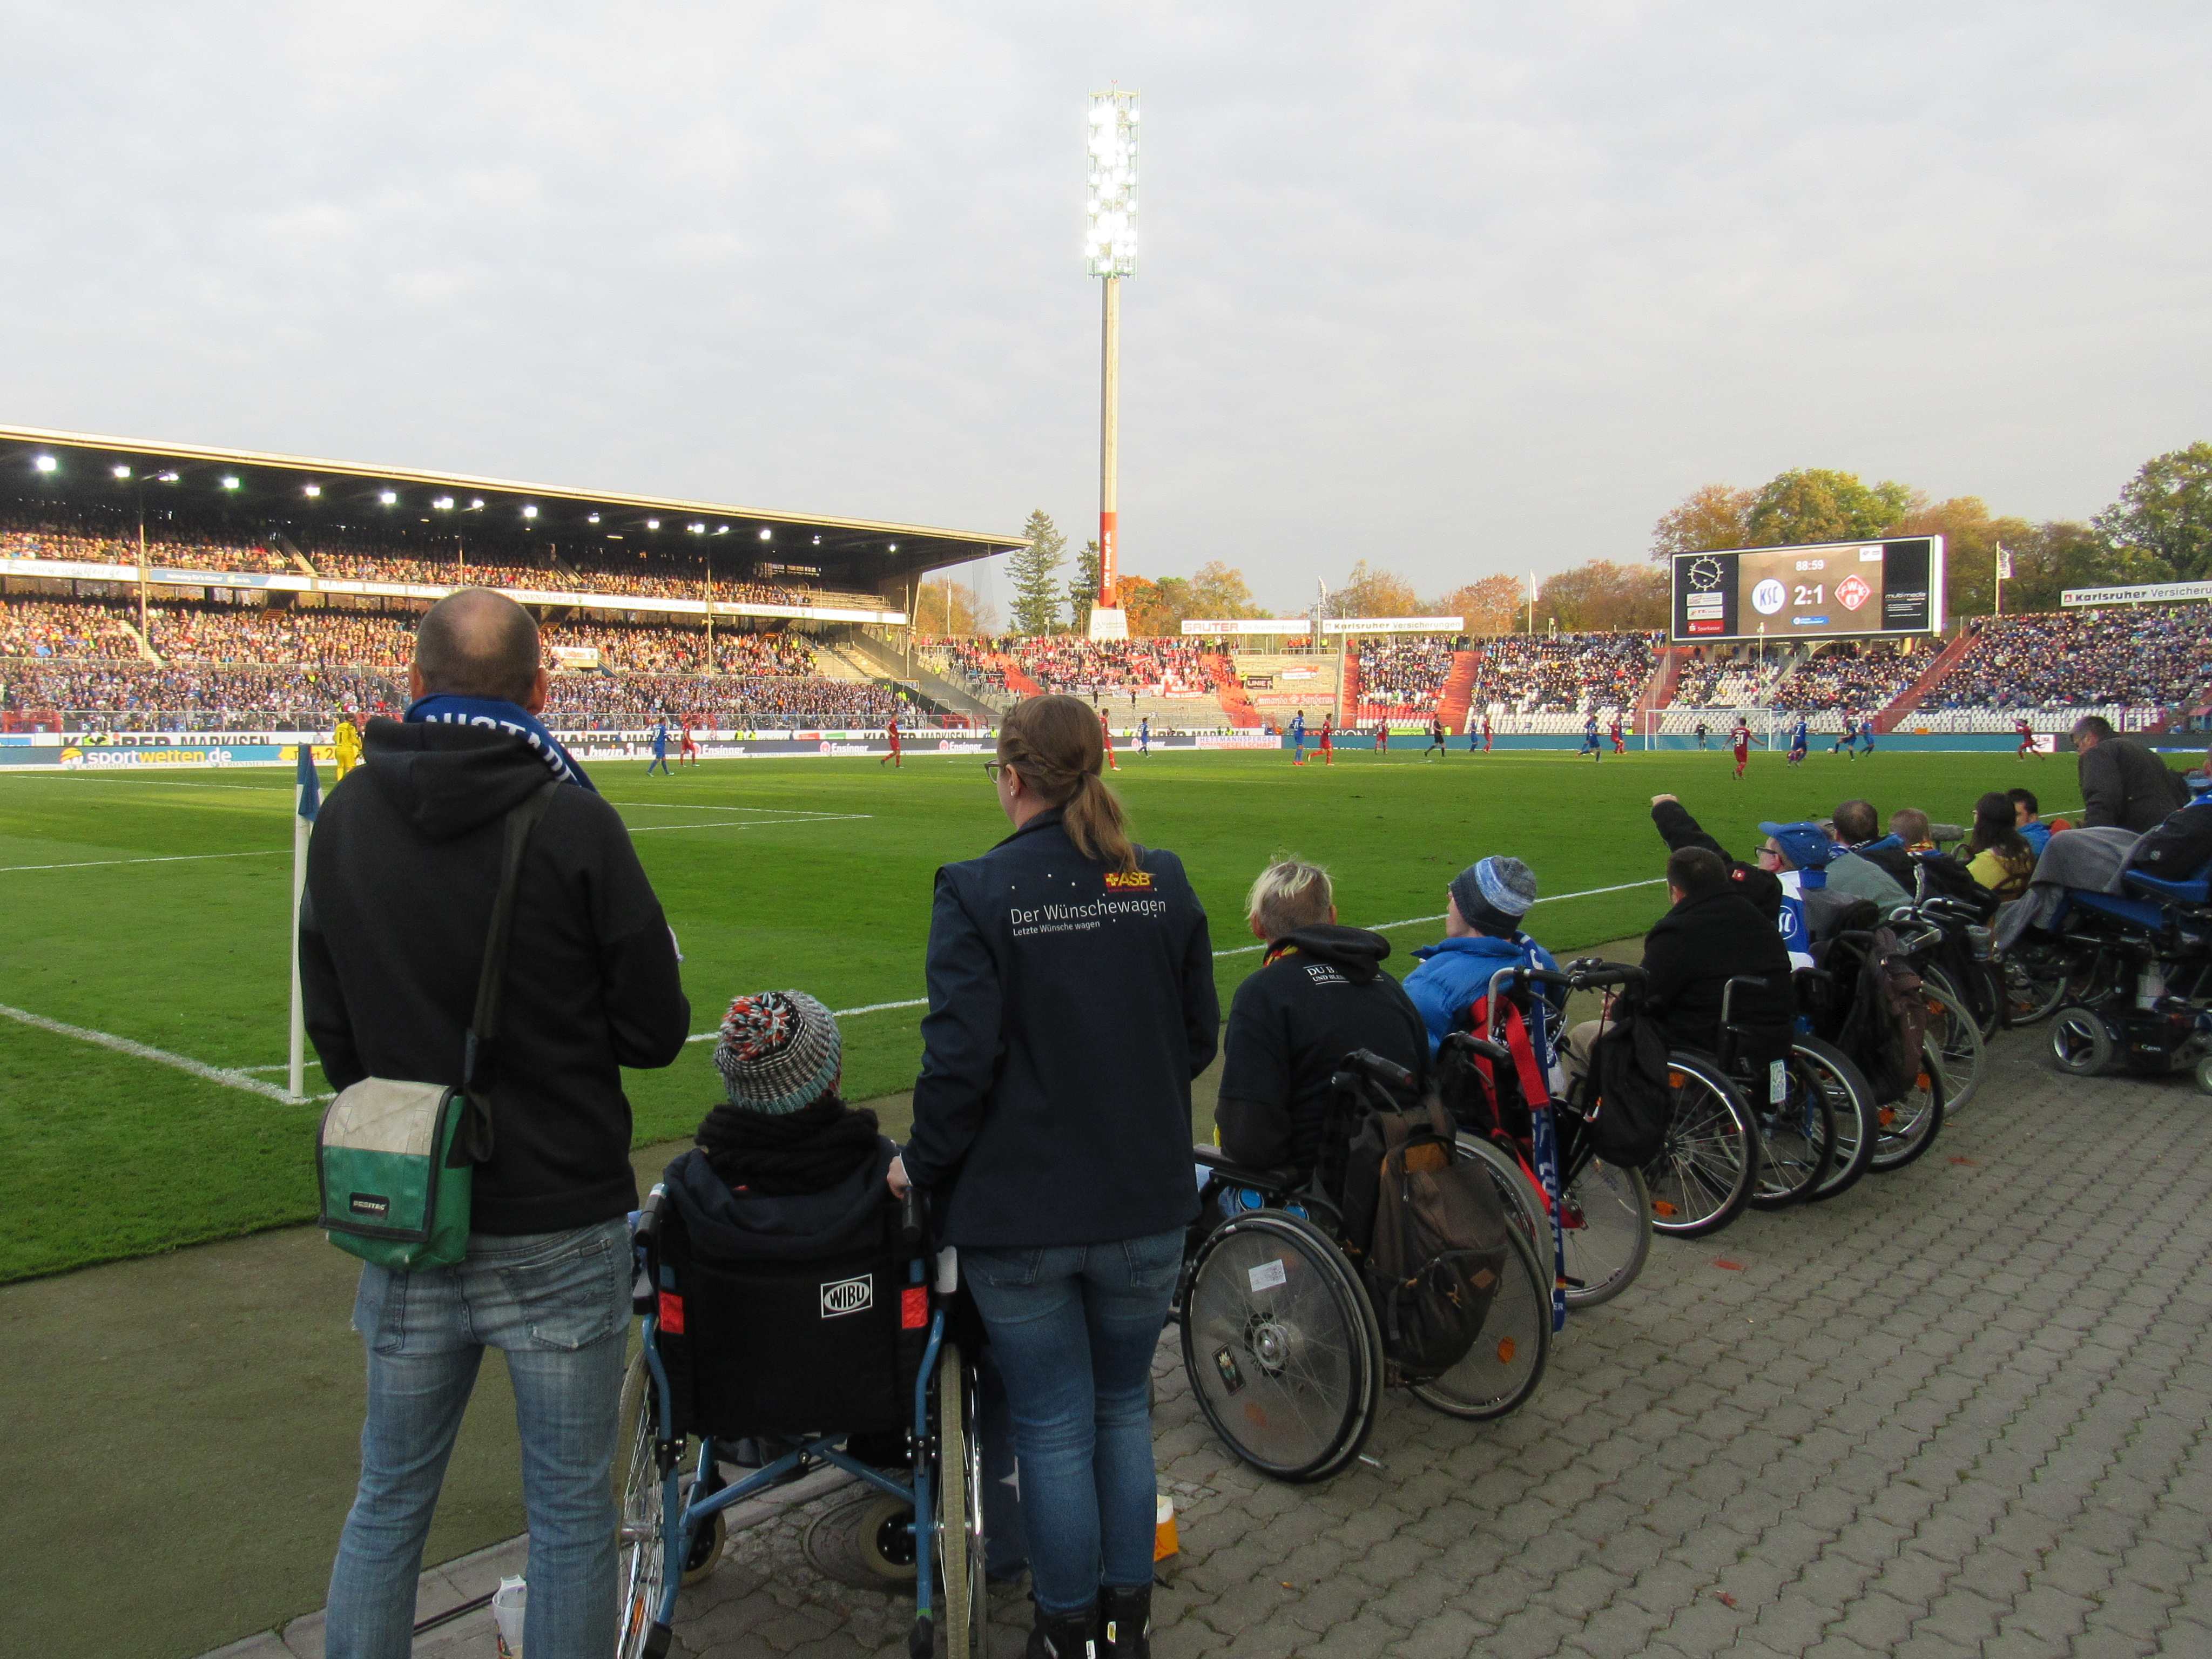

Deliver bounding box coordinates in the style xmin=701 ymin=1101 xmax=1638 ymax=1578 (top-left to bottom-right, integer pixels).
xmin=1103 ymin=869 xmax=1155 ymax=891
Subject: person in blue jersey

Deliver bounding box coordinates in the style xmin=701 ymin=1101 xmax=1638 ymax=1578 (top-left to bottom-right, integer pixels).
xmin=1831 ymin=712 xmax=1857 ymax=758
xmin=1403 ymin=856 xmax=1563 ymax=1068
xmin=1580 ymin=713 xmax=1602 ymax=761
xmin=1289 ymin=708 xmax=1307 ymax=766
xmin=1137 ymin=714 xmax=1150 ymax=756
xmin=1856 ymin=718 xmax=1877 ymax=757
xmin=646 ymin=718 xmax=672 ymax=776
xmin=1788 ymin=716 xmax=1810 ymax=768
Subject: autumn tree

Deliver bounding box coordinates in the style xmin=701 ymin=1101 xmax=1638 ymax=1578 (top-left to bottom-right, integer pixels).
xmin=2095 ymin=441 xmax=2212 ymax=583
xmin=1331 ymin=560 xmax=1422 ymax=618
xmin=1433 ymin=574 xmax=1523 ymax=635
xmin=1744 ymin=469 xmax=1916 ymax=548
xmin=1650 ymin=484 xmax=1756 ymax=560
xmin=1884 ymin=496 xmax=2035 ymax=618
xmin=1536 ymin=560 xmax=1669 ymax=631
xmin=1067 ymin=539 xmax=1102 ymax=636
xmin=1118 ymin=574 xmax=1196 ymax=637
xmin=1007 ymin=509 xmax=1067 ymax=636
xmin=1995 ymin=521 xmax=2110 ymax=613
xmin=1189 ymin=561 xmax=1265 ymax=621
xmin=911 ymin=579 xmax=994 ymax=636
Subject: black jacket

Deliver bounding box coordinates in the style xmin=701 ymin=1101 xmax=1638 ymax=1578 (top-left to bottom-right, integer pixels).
xmin=300 ymin=718 xmax=690 ymax=1236
xmin=1640 ymin=888 xmax=1795 ymax=1064
xmin=663 ymin=1139 xmax=899 ymax=1262
xmin=2079 ymin=737 xmax=2189 ymax=833
xmin=1216 ymin=926 xmax=1429 ymax=1175
xmin=1650 ymin=799 xmax=1785 ymax=921
xmin=903 ymin=809 xmax=1218 ymax=1248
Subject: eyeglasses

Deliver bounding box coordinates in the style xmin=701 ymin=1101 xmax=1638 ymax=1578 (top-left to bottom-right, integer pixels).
xmin=982 ymin=760 xmax=1006 ymax=782
xmin=1757 ymin=845 xmax=1783 ymax=862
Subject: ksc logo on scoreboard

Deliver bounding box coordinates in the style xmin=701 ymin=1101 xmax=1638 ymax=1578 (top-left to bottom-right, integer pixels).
xmin=1104 ymin=870 xmax=1155 ymax=891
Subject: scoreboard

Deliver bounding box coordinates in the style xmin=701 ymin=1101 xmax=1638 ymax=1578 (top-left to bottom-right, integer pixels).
xmin=1670 ymin=536 xmax=1944 ymax=644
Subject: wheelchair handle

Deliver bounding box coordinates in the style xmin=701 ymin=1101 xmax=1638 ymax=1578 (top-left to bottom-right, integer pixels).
xmin=1718 ymin=974 xmax=1774 ymax=1034
xmin=634 ymin=1184 xmax=667 ymax=1247
xmin=1441 ymin=1030 xmax=1513 ymax=1065
xmin=899 ymin=1187 xmax=925 ymax=1252
xmin=1342 ymin=1048 xmax=1416 ymax=1091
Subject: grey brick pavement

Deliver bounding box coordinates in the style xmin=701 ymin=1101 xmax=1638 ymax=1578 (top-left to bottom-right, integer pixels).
xmin=348 ymin=1034 xmax=2212 ymax=1659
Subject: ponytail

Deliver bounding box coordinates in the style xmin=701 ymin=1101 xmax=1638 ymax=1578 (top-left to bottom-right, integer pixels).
xmin=998 ymin=694 xmax=1141 ymax=875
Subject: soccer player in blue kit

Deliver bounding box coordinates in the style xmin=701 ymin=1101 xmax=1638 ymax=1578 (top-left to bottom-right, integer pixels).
xmin=1290 ymin=709 xmax=1307 ymax=766
xmin=646 ymin=718 xmax=672 ymax=775
xmin=1788 ymin=716 xmax=1810 ymax=767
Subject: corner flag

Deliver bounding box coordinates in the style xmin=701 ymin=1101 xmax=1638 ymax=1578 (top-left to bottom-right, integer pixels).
xmin=288 ymin=744 xmax=320 ymax=1100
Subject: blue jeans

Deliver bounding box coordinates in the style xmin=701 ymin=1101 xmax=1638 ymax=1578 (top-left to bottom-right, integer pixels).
xmin=325 ymin=1219 xmax=631 ymax=1659
xmin=962 ymin=1229 xmax=1182 ymax=1617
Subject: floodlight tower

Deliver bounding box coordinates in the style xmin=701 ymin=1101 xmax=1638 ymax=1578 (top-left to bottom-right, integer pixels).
xmin=1085 ymin=87 xmax=1139 ymax=642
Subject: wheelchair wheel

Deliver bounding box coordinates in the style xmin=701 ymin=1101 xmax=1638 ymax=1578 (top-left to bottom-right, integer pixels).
xmin=1179 ymin=1209 xmax=1380 ymax=1482
xmin=1408 ymin=1220 xmax=1553 ymax=1420
xmin=1749 ymin=1054 xmax=1836 ymax=1210
xmin=935 ymin=1341 xmax=987 ymax=1659
xmin=616 ymin=1352 xmax=677 ymax=1659
xmin=1797 ymin=1038 xmax=1878 ymax=1204
xmin=1919 ymin=974 xmax=1987 ymax=1115
xmin=2001 ymin=942 xmax=2070 ymax=1027
xmin=1454 ymin=1133 xmax=1544 ymax=1250
xmin=2051 ymin=1004 xmax=2116 ymax=1077
xmin=1559 ymin=1157 xmax=1651 ymax=1308
xmin=1867 ymin=1042 xmax=1945 ymax=1172
xmin=1642 ymin=1055 xmax=1759 ymax=1238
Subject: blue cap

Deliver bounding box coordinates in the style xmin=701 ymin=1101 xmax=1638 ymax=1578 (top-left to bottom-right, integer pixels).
xmin=1757 ymin=820 xmax=1839 ymax=869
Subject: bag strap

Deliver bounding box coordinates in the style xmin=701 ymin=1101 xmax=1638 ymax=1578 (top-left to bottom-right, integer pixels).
xmin=454 ymin=781 xmax=560 ymax=1164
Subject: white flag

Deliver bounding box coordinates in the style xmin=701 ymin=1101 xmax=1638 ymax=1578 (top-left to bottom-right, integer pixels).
xmin=1997 ymin=544 xmax=2013 ymax=580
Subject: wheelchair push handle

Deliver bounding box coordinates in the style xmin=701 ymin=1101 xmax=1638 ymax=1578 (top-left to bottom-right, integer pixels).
xmin=1343 ymin=1048 xmax=1417 ymax=1091
xmin=1487 ymin=960 xmax=1648 ymax=997
xmin=898 ymin=1186 xmax=926 ymax=1252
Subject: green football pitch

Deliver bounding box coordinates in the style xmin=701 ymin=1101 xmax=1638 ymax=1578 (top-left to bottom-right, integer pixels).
xmin=0 ymin=745 xmax=2064 ymax=1281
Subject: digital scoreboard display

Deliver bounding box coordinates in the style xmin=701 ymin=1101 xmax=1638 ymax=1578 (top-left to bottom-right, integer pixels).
xmin=1670 ymin=536 xmax=1944 ymax=644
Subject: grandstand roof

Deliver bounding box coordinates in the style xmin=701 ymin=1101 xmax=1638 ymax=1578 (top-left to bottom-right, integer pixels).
xmin=1 ymin=423 xmax=1023 ymax=596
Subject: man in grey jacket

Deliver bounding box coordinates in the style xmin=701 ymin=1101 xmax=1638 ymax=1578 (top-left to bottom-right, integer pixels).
xmin=2073 ymin=716 xmax=2189 ymax=833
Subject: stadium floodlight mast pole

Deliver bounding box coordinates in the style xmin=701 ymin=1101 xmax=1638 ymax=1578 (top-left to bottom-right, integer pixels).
xmin=1086 ymin=87 xmax=1138 ymax=643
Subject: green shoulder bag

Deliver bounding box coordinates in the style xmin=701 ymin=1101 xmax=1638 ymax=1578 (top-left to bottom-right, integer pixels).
xmin=315 ymin=782 xmax=558 ymax=1270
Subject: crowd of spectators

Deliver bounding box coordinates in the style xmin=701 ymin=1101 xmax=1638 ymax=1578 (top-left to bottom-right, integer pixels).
xmin=2 ymin=523 xmax=294 ymax=574
xmin=540 ymin=672 xmax=901 ymax=730
xmin=1474 ymin=631 xmax=1657 ymax=712
xmin=1771 ymin=644 xmax=1923 ymax=714
xmin=0 ymin=600 xmax=144 ymax=659
xmin=1672 ymin=649 xmax=1775 ymax=708
xmin=926 ymin=637 xmax=1013 ymax=698
xmin=1355 ymin=638 xmax=1459 ymax=709
xmin=1928 ymin=607 xmax=2212 ymax=711
xmin=994 ymin=637 xmax=1209 ymax=694
xmin=0 ymin=662 xmax=402 ymax=731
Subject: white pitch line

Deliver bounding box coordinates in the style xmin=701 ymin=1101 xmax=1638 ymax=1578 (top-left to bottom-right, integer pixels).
xmin=0 ymin=1002 xmax=316 ymax=1103
xmin=605 ymin=801 xmax=872 ymax=818
xmin=0 ymin=849 xmax=283 ymax=873
xmin=626 ymin=813 xmax=872 ymax=835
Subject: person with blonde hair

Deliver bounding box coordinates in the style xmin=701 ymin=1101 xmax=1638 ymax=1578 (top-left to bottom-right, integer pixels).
xmin=1215 ymin=857 xmax=1428 ymax=1174
xmin=894 ymin=692 xmax=1216 ymax=1658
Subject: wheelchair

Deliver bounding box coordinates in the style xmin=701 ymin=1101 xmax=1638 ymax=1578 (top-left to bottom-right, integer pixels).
xmin=1177 ymin=1050 xmax=1554 ymax=1484
xmin=616 ymin=1182 xmax=987 ymax=1659
xmin=2031 ymin=858 xmax=2212 ymax=1093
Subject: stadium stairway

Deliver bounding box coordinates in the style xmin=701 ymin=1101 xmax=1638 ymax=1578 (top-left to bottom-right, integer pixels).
xmin=838 ymin=628 xmax=1003 ymax=725
xmin=1435 ymin=649 xmax=1479 ymax=732
xmin=1874 ymin=630 xmax=1978 ymax=732
xmin=1640 ymin=644 xmax=1690 ymax=715
xmin=1204 ymin=651 xmax=1262 ymax=727
xmin=117 ymin=616 xmax=163 ymax=666
xmin=1340 ymin=648 xmax=1362 ymax=720
xmin=998 ymin=655 xmax=1043 ymax=697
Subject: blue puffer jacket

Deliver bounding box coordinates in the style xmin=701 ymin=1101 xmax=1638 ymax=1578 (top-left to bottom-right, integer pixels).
xmin=1403 ymin=932 xmax=1563 ymax=1063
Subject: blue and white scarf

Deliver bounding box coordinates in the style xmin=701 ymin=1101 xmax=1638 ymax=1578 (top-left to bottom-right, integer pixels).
xmin=405 ymin=694 xmax=597 ymax=792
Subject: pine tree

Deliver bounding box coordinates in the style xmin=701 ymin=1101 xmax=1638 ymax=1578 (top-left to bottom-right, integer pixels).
xmin=1008 ymin=509 xmax=1067 ymax=636
xmin=1067 ymin=539 xmax=1102 ymax=635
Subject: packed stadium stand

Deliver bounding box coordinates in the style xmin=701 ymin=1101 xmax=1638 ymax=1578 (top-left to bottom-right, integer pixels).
xmin=1928 ymin=606 xmax=2212 ymax=713
xmin=1770 ymin=642 xmax=1926 ymax=716
xmin=1353 ymin=638 xmax=1459 ymax=714
xmin=1471 ymin=630 xmax=1658 ymax=714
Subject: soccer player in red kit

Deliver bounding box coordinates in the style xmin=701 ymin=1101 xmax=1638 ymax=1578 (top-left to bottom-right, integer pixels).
xmin=880 ymin=714 xmax=902 ymax=768
xmin=679 ymin=717 xmax=700 ymax=766
xmin=2014 ymin=717 xmax=2036 ymax=760
xmin=1608 ymin=714 xmax=1625 ymax=754
xmin=1100 ymin=709 xmax=1120 ymax=771
xmin=1318 ymin=714 xmax=1334 ymax=765
xmin=1730 ymin=717 xmax=1752 ymax=780
xmin=1482 ymin=712 xmax=1494 ymax=753
xmin=1374 ymin=719 xmax=1390 ymax=756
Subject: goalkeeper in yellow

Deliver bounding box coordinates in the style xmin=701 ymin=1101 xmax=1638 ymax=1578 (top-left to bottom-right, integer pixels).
xmin=333 ymin=714 xmax=364 ymax=780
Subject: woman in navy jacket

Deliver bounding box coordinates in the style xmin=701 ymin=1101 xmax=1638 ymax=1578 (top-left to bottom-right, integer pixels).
xmin=893 ymin=693 xmax=1217 ymax=1658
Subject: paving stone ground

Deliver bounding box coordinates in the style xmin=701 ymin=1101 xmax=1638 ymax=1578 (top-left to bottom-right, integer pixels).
xmin=648 ymin=1034 xmax=2212 ymax=1659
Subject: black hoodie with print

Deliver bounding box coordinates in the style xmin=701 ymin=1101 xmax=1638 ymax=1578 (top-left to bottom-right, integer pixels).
xmin=1215 ymin=925 xmax=1430 ymax=1174
xmin=299 ymin=718 xmax=690 ymax=1236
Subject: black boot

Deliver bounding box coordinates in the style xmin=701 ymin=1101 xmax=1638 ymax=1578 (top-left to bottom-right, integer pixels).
xmin=1099 ymin=1583 xmax=1152 ymax=1657
xmin=1025 ymin=1604 xmax=1097 ymax=1659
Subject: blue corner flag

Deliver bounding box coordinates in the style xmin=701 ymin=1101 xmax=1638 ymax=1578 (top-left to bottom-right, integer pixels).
xmin=296 ymin=744 xmax=321 ymax=822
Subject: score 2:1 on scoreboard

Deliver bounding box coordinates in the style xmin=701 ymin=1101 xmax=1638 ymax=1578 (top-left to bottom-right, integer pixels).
xmin=1669 ymin=536 xmax=1945 ymax=644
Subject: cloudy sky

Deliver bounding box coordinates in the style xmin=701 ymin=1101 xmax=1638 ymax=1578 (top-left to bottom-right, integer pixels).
xmin=4 ymin=3 xmax=2206 ymax=611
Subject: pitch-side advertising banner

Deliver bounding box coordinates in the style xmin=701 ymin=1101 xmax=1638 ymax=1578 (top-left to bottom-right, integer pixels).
xmin=1318 ymin=617 xmax=1465 ymax=635
xmin=1180 ymin=618 xmax=1313 ymax=636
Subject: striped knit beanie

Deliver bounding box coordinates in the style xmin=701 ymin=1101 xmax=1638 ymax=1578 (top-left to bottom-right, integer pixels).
xmin=712 ymin=990 xmax=842 ymax=1115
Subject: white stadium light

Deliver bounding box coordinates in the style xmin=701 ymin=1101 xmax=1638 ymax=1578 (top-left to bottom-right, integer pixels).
xmin=688 ymin=522 xmax=705 ymax=535
xmin=302 ymin=483 xmax=321 ymax=497
xmin=586 ymin=512 xmax=601 ymax=524
xmin=112 ymin=464 xmax=131 ymax=480
xmin=468 ymin=498 xmax=484 ymax=510
xmin=758 ymin=527 xmax=771 ymax=541
xmin=522 ymin=504 xmax=538 ymax=519
xmin=33 ymin=454 xmax=57 ymax=473
xmin=1084 ymin=89 xmax=1139 ymax=278
xmin=646 ymin=518 xmax=660 ymax=530
xmin=221 ymin=475 xmax=240 ymax=490
xmin=433 ymin=496 xmax=455 ymax=510
xmin=379 ymin=490 xmax=398 ymax=505
xmin=157 ymin=470 xmax=179 ymax=484
xmin=888 ymin=542 xmax=898 ymax=552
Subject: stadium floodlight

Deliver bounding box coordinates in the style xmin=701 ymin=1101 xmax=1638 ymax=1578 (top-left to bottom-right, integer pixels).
xmin=111 ymin=464 xmax=131 ymax=480
xmin=157 ymin=470 xmax=179 ymax=484
xmin=468 ymin=498 xmax=484 ymax=510
xmin=433 ymin=496 xmax=455 ymax=510
xmin=758 ymin=527 xmax=771 ymax=541
xmin=522 ymin=504 xmax=538 ymax=519
xmin=646 ymin=518 xmax=660 ymax=530
xmin=33 ymin=454 xmax=57 ymax=473
xmin=379 ymin=490 xmax=397 ymax=505
xmin=888 ymin=542 xmax=898 ymax=552
xmin=586 ymin=512 xmax=601 ymax=523
xmin=688 ymin=522 xmax=706 ymax=535
xmin=715 ymin=524 xmax=729 ymax=535
xmin=221 ymin=475 xmax=240 ymax=490
xmin=302 ymin=483 xmax=321 ymax=498
xmin=1085 ymin=87 xmax=1139 ymax=642
xmin=1084 ymin=90 xmax=1138 ymax=279
xmin=812 ymin=535 xmax=822 ymax=545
